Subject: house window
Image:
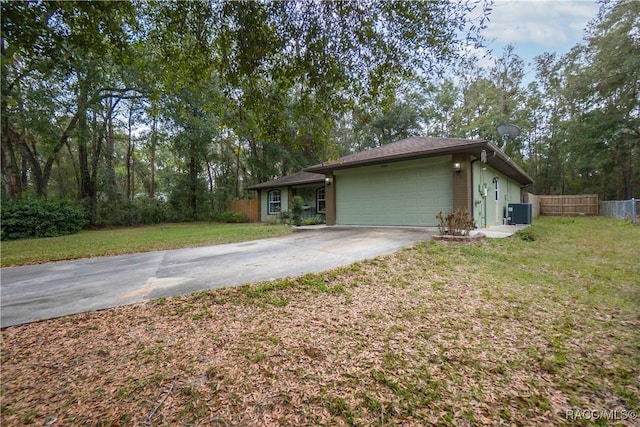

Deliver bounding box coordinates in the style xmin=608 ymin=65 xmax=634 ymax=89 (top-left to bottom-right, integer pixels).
xmin=316 ymin=187 xmax=326 ymax=213
xmin=494 ymin=178 xmax=499 ymax=201
xmin=268 ymin=190 xmax=281 ymax=214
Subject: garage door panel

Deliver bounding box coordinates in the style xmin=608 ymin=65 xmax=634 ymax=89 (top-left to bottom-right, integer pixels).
xmin=336 ymin=159 xmax=452 ymax=226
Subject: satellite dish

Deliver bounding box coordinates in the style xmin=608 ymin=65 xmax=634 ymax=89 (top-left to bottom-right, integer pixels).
xmin=497 ymin=124 xmax=521 ymax=139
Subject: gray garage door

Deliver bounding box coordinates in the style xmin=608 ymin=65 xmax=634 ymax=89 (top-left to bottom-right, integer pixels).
xmin=335 ymin=157 xmax=452 ymax=226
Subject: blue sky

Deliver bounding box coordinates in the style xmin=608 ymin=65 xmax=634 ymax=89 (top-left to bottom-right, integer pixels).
xmin=475 ymin=0 xmax=600 ymax=79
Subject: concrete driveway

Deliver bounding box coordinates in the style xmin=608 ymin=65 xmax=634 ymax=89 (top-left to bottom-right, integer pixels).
xmin=0 ymin=227 xmax=433 ymax=328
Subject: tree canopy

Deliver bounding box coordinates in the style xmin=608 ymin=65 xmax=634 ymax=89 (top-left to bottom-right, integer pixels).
xmin=2 ymin=0 xmax=637 ymax=227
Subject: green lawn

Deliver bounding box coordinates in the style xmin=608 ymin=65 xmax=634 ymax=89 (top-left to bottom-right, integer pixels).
xmin=0 ymin=222 xmax=291 ymax=267
xmin=1 ymin=217 xmax=638 ymax=426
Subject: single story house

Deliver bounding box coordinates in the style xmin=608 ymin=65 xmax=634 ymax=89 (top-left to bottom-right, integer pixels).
xmin=248 ymin=137 xmax=533 ymax=227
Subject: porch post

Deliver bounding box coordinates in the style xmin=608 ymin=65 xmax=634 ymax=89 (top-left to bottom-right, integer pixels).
xmin=325 ymin=173 xmax=336 ymax=225
xmin=452 ymin=153 xmax=472 ymax=212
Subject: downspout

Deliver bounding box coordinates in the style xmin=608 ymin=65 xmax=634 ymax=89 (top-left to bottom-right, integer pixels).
xmin=519 ymin=184 xmax=533 ymax=222
xmin=470 ymin=157 xmax=480 ymax=227
xmin=520 ymin=185 xmax=528 ymax=203
xmin=474 ymin=150 xmax=496 ymax=228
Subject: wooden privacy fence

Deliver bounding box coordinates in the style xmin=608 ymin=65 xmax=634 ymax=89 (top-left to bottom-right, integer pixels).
xmin=523 ymin=193 xmax=541 ymax=218
xmin=227 ymin=199 xmax=260 ymax=222
xmin=537 ymin=194 xmax=599 ymax=216
xmin=524 ymin=193 xmax=599 ymax=217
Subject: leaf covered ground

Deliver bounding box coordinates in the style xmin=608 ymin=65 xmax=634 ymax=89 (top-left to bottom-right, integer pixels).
xmin=1 ymin=217 xmax=639 ymax=426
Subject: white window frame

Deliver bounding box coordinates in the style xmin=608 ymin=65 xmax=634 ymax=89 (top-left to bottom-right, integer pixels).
xmin=268 ymin=189 xmax=281 ymax=214
xmin=316 ymin=187 xmax=326 ymax=213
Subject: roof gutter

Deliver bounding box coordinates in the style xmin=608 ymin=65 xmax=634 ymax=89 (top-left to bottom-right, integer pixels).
xmin=480 ymin=141 xmax=533 ymax=185
xmin=305 ymin=142 xmax=491 ymax=174
xmin=246 ymin=178 xmax=325 ymax=191
xmin=305 ymin=140 xmax=534 ymax=186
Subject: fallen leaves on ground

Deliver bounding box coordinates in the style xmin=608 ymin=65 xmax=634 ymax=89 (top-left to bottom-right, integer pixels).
xmin=2 ymin=219 xmax=639 ymax=426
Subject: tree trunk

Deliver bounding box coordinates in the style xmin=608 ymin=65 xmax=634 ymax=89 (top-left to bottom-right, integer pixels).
xmin=235 ymin=142 xmax=240 ymax=198
xmin=0 ymin=122 xmax=22 ymax=201
xmin=126 ymin=105 xmax=134 ymax=200
xmin=90 ymin=111 xmax=103 ymax=212
xmin=104 ymin=96 xmax=121 ymax=201
xmin=189 ymin=153 xmax=198 ymax=219
xmin=149 ymin=112 xmax=157 ymax=198
xmin=16 ymin=134 xmax=46 ymax=196
xmin=76 ymin=81 xmax=97 ymax=221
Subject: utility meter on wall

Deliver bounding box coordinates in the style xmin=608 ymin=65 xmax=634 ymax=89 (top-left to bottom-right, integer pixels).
xmin=479 ymin=184 xmax=488 ymax=198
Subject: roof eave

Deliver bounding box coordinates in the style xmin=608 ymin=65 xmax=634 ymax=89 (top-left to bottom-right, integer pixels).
xmin=304 ymin=141 xmax=489 ymax=174
xmin=305 ymin=140 xmax=534 ymax=186
xmin=246 ymin=178 xmax=325 ymax=191
xmin=482 ymin=141 xmax=534 ymax=185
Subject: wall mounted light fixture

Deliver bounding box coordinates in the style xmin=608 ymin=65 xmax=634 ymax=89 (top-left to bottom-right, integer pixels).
xmin=453 ymin=162 xmax=462 ymax=174
xmin=325 ymin=177 xmax=333 ymax=185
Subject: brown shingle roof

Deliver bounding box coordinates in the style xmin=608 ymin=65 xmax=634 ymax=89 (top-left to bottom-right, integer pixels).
xmin=305 ymin=136 xmax=533 ymax=185
xmin=246 ymin=171 xmax=325 ymax=190
xmin=305 ymin=137 xmax=481 ymax=170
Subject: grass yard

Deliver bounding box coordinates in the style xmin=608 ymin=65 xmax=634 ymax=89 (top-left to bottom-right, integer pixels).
xmin=1 ymin=217 xmax=638 ymax=426
xmin=0 ymin=222 xmax=291 ymax=267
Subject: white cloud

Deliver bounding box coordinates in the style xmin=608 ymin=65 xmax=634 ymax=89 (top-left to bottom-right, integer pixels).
xmin=484 ymin=0 xmax=599 ymax=48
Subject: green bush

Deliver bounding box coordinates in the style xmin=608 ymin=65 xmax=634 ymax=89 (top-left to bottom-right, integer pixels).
xmin=515 ymin=228 xmax=537 ymax=241
xmin=134 ymin=197 xmax=171 ymax=224
xmin=1 ymin=198 xmax=88 ymax=241
xmin=94 ymin=198 xmax=172 ymax=227
xmin=301 ymin=216 xmax=323 ymax=225
xmin=278 ymin=211 xmax=290 ymax=221
xmin=220 ymin=211 xmax=249 ymax=223
xmin=291 ymin=196 xmax=304 ymax=226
